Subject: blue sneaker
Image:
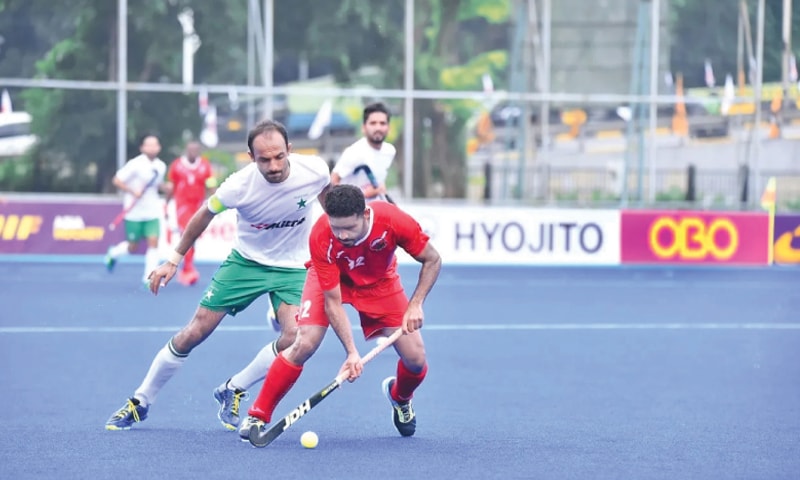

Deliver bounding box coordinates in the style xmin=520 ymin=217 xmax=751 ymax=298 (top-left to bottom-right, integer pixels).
xmin=213 ymin=380 xmax=249 ymax=431
xmin=103 ymin=248 xmax=117 ymax=273
xmin=105 ymin=398 xmax=148 ymax=430
xmin=381 ymin=377 xmax=416 ymax=437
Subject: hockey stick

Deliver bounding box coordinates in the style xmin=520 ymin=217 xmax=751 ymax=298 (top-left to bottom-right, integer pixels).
xmin=108 ymin=170 xmax=160 ymax=231
xmin=353 ymin=164 xmax=395 ymax=204
xmin=163 ymin=201 xmax=181 ymax=247
xmin=249 ymin=328 xmax=404 ymax=448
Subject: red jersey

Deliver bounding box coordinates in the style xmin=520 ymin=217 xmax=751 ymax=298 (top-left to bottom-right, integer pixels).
xmin=168 ymin=156 xmax=214 ymax=206
xmin=308 ymin=202 xmax=429 ymax=295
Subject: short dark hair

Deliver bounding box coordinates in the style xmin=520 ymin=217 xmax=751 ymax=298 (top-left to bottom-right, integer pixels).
xmin=363 ymin=102 xmax=391 ymax=124
xmin=325 ymin=185 xmax=366 ymax=218
xmin=247 ymin=119 xmax=289 ymax=153
xmin=139 ymin=133 xmax=160 ymax=146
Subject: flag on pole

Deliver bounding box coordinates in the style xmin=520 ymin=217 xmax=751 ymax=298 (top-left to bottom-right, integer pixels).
xmin=308 ymin=100 xmax=332 ymax=140
xmin=760 ymin=176 xmax=777 ymax=211
xmin=228 ymin=89 xmax=240 ymax=111
xmin=721 ymin=74 xmax=735 ymax=115
xmin=481 ymin=73 xmax=494 ymax=94
xmin=791 ymin=54 xmax=799 ymax=84
xmin=704 ymin=59 xmax=716 ymax=88
xmin=1 ymin=89 xmax=12 ymax=114
xmin=761 ymin=176 xmax=777 ymax=265
xmin=664 ymin=72 xmax=674 ymax=91
xmin=198 ymin=87 xmax=209 ymax=116
xmin=199 ymin=104 xmax=218 ymax=148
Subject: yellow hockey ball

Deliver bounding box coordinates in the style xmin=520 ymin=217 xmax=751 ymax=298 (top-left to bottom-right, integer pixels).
xmin=300 ymin=431 xmax=319 ymax=449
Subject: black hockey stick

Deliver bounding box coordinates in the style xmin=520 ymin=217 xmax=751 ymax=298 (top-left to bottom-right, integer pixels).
xmin=353 ymin=164 xmax=395 ymax=204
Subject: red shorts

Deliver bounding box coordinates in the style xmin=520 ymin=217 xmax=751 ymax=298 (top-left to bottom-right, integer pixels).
xmin=298 ymin=266 xmax=408 ymax=339
xmin=175 ymin=200 xmax=203 ymax=229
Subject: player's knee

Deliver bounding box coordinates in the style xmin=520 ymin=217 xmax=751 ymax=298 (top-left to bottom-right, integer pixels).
xmin=400 ymin=345 xmax=427 ymax=372
xmin=402 ymin=354 xmax=426 ymax=373
xmin=275 ymin=324 xmax=298 ymax=351
xmin=286 ymin=327 xmax=323 ymax=364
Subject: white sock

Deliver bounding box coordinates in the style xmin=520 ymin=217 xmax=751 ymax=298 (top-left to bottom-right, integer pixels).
xmin=133 ymin=343 xmax=188 ymax=406
xmin=229 ymin=341 xmax=278 ymax=391
xmin=143 ymin=247 xmax=160 ymax=282
xmin=108 ymin=241 xmax=129 ymax=258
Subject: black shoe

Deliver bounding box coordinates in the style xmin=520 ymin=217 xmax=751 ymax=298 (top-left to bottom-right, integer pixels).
xmin=381 ymin=377 xmax=416 ymax=437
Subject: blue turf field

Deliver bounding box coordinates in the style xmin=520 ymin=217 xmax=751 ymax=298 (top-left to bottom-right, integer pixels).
xmin=1 ymin=259 xmax=799 ymax=479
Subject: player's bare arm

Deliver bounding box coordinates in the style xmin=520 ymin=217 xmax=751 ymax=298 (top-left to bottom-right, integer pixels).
xmin=148 ymin=206 xmax=216 ymax=294
xmin=112 ymin=175 xmax=139 ymax=197
xmin=161 ymin=181 xmax=175 ymax=199
xmin=362 ymin=184 xmax=386 ymax=200
xmin=331 ymin=170 xmax=383 ymax=199
xmin=404 ymin=243 xmax=442 ymax=333
xmin=322 ymin=286 xmax=363 ymax=381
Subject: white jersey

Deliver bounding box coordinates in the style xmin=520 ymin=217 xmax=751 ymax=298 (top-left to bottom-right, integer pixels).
xmin=116 ymin=154 xmax=167 ymax=221
xmin=210 ymin=153 xmax=330 ymax=268
xmin=332 ymin=137 xmax=395 ymax=202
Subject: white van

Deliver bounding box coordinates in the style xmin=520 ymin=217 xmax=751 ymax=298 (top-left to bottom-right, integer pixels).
xmin=0 ymin=112 xmax=37 ymax=158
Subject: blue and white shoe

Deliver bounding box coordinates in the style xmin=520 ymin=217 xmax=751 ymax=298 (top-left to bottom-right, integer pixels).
xmin=382 ymin=377 xmax=416 ymax=437
xmin=213 ymin=380 xmax=249 ymax=431
xmin=105 ymin=398 xmax=149 ymax=431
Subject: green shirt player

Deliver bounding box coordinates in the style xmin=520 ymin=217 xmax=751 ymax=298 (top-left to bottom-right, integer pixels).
xmin=105 ymin=119 xmax=331 ymax=432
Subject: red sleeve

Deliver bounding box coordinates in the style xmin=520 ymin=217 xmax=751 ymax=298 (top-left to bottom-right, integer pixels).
xmin=202 ymin=158 xmax=213 ymax=181
xmin=389 ymin=205 xmax=429 ymax=257
xmin=309 ymin=216 xmax=342 ymax=291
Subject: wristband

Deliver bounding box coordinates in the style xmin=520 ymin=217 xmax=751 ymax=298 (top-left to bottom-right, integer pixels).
xmin=167 ymin=250 xmax=184 ymax=266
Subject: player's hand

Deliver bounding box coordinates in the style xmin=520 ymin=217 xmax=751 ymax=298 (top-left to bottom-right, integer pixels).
xmin=148 ymin=261 xmax=178 ymax=295
xmin=402 ymin=303 xmax=424 ymax=334
xmin=364 ymin=185 xmax=386 ymax=199
xmin=339 ymin=351 xmax=363 ymax=383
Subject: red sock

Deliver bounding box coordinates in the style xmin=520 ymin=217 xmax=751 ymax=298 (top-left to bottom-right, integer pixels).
xmin=248 ymin=354 xmax=303 ymax=422
xmin=183 ymin=246 xmax=196 ymax=273
xmin=391 ymin=360 xmax=427 ymax=402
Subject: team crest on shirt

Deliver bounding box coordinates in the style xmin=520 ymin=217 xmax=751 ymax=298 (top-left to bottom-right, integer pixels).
xmin=369 ymin=231 xmax=389 ymax=252
xmin=293 ymin=192 xmax=317 ymax=209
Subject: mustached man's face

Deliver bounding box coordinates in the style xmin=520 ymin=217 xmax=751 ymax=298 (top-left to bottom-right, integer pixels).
xmin=362 ymin=112 xmax=389 ymax=147
xmin=249 ymin=131 xmax=291 ymax=183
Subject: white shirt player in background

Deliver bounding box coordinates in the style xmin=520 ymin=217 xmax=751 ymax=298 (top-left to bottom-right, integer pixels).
xmin=331 ymin=102 xmax=395 ymax=203
xmin=105 ymin=119 xmax=332 ymax=433
xmin=103 ymin=134 xmax=169 ymax=285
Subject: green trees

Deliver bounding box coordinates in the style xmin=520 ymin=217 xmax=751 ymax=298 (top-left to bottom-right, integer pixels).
xmin=1 ymin=0 xmax=794 ymax=195
xmin=1 ymin=0 xmax=512 ymax=196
